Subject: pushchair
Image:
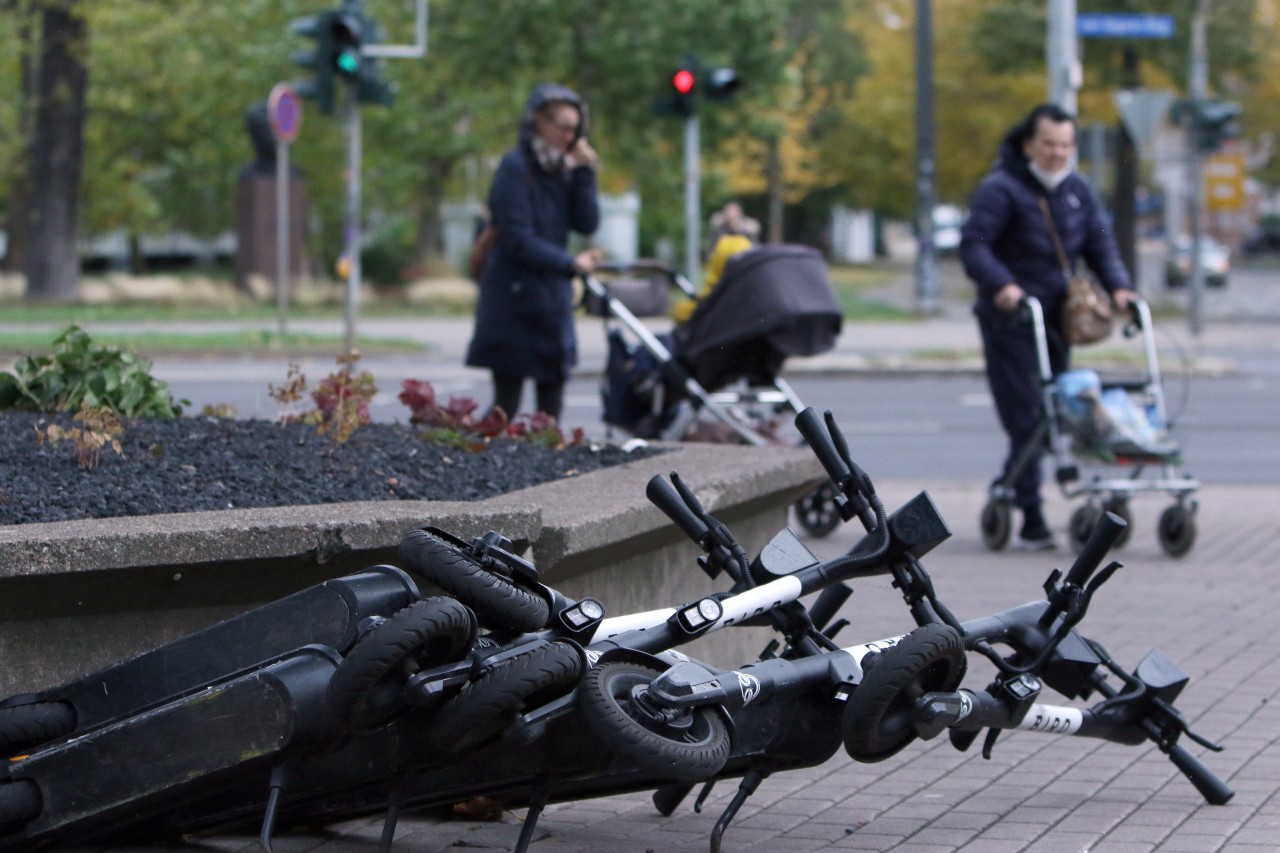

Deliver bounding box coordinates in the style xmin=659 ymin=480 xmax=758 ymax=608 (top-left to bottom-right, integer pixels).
xmin=980 ymin=296 xmax=1200 ymax=558
xmin=581 ymin=244 xmax=845 ymax=535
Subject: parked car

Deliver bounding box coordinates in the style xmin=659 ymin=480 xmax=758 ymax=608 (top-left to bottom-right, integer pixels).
xmin=1166 ymin=235 xmax=1229 ymax=288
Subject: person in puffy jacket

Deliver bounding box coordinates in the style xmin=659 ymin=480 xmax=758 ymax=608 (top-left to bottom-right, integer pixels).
xmin=465 ymin=83 xmax=601 ymax=422
xmin=960 ymin=103 xmax=1136 ymax=550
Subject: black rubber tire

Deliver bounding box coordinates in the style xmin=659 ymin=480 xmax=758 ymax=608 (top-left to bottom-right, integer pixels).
xmin=842 ymin=623 xmax=968 ymax=763
xmin=0 ymin=701 xmax=76 ymax=757
xmin=1158 ymin=504 xmax=1197 ymax=559
xmin=793 ymin=482 xmax=841 ymax=538
xmin=980 ymin=499 xmax=1012 ymax=551
xmin=427 ymin=640 xmax=584 ymax=755
xmin=577 ymin=660 xmax=731 ymax=783
xmin=400 ymin=529 xmax=550 ymax=633
xmin=0 ymin=779 xmax=41 ymax=832
xmin=1102 ymin=499 xmax=1133 ymax=550
xmin=1068 ymin=504 xmax=1102 ymax=554
xmin=328 ymin=597 xmax=477 ymax=732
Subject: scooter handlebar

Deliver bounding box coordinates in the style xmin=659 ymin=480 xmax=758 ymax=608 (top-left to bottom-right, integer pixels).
xmin=1168 ymin=742 xmax=1234 ymax=805
xmin=796 ymin=408 xmax=850 ymax=487
xmin=1064 ymin=511 xmax=1127 ymax=588
xmin=646 ymin=474 xmax=709 ymax=546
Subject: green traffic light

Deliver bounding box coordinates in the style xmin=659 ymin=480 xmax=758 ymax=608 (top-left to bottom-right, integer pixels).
xmin=335 ymin=48 xmax=360 ymax=75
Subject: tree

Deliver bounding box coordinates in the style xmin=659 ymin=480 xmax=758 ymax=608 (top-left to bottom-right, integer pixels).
xmin=26 ymin=0 xmax=87 ymax=302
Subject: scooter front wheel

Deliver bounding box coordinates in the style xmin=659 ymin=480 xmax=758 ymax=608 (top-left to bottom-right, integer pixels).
xmin=0 ymin=779 xmax=41 ymax=833
xmin=842 ymin=623 xmax=967 ymax=763
xmin=578 ymin=660 xmax=731 ymax=783
xmin=400 ymin=529 xmax=550 ymax=633
xmin=427 ymin=640 xmax=584 ymax=755
xmin=328 ymin=597 xmax=477 ymax=732
xmin=0 ymin=701 xmax=76 ymax=758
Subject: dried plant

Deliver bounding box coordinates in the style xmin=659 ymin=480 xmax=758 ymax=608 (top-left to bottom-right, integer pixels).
xmin=35 ymin=402 xmax=126 ymax=470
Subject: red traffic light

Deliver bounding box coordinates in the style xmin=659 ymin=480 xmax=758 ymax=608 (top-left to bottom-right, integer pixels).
xmin=672 ymin=68 xmax=695 ymax=95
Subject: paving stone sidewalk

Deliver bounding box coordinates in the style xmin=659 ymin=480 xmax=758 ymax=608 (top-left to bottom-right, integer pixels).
xmin=82 ymin=479 xmax=1280 ymax=853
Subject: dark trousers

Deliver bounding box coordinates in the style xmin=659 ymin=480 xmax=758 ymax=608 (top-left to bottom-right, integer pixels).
xmin=492 ymin=373 xmax=565 ymax=422
xmin=978 ymin=313 xmax=1068 ymax=509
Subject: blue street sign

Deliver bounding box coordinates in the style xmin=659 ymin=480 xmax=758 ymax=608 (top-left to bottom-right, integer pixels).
xmin=1077 ymin=13 xmax=1175 ymax=39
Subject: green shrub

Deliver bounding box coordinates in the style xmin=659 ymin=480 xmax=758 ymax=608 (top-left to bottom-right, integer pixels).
xmin=0 ymin=325 xmax=184 ymax=419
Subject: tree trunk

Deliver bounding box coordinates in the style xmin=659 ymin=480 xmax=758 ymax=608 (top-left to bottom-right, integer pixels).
xmin=25 ymin=0 xmax=87 ymax=303
xmin=3 ymin=1 xmax=38 ymax=274
xmin=413 ymin=157 xmax=455 ymax=272
xmin=766 ymin=136 xmax=784 ymax=244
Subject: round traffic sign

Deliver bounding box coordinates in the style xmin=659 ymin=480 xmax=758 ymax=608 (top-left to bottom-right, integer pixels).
xmin=268 ymin=83 xmax=303 ymax=145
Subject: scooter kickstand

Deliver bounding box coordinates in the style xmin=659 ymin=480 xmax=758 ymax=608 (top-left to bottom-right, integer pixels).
xmin=379 ymin=782 xmax=409 ymax=853
xmin=258 ymin=761 xmax=290 ymax=852
xmin=710 ymin=769 xmax=766 ymax=853
xmin=512 ymin=781 xmax=551 ymax=853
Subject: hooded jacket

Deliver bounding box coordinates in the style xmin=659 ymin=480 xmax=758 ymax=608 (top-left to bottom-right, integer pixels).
xmin=960 ymin=131 xmax=1132 ymax=324
xmin=465 ymin=84 xmax=600 ymax=383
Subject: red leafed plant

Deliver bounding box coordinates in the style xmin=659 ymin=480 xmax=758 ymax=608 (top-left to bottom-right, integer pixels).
xmin=398 ymin=379 xmax=582 ymax=450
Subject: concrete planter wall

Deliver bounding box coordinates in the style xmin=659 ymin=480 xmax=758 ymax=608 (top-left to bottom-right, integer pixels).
xmin=0 ymin=443 xmax=823 ymax=697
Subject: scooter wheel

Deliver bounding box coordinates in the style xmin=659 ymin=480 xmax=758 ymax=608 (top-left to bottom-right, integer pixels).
xmin=400 ymin=529 xmax=550 ymax=633
xmin=842 ymin=623 xmax=967 ymax=763
xmin=328 ymin=597 xmax=477 ymax=732
xmin=0 ymin=701 xmax=75 ymax=758
xmin=427 ymin=640 xmax=584 ymax=755
xmin=0 ymin=779 xmax=41 ymax=833
xmin=980 ymin=499 xmax=1012 ymax=551
xmin=578 ymin=660 xmax=731 ymax=784
xmin=793 ymin=482 xmax=841 ymax=538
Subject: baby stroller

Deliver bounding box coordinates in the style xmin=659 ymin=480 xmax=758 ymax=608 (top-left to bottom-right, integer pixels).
xmin=582 ymin=244 xmax=845 ymax=536
xmin=980 ymin=296 xmax=1200 ymax=558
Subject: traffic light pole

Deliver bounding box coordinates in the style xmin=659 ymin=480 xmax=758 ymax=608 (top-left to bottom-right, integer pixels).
xmin=344 ymin=88 xmax=362 ymax=355
xmin=913 ymin=0 xmax=939 ymax=315
xmin=683 ymin=113 xmax=701 ymax=285
xmin=1187 ymin=0 xmax=1216 ymax=338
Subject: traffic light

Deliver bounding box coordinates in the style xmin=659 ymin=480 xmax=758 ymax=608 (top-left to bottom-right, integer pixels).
xmin=352 ymin=13 xmax=395 ymax=107
xmin=657 ymin=61 xmax=740 ymax=118
xmin=290 ymin=10 xmax=340 ymax=115
xmin=1194 ymin=99 xmax=1242 ymax=152
xmin=670 ymin=64 xmax=697 ymax=117
xmin=1170 ymin=98 xmax=1243 ymax=153
xmin=290 ymin=6 xmax=395 ymax=115
xmin=704 ymin=66 xmax=740 ymax=101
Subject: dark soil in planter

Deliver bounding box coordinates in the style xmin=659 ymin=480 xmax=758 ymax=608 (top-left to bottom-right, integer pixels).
xmin=0 ymin=412 xmax=656 ymax=526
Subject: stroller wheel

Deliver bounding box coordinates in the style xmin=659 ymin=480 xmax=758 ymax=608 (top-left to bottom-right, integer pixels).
xmin=793 ymin=482 xmax=841 ymax=538
xmin=842 ymin=624 xmax=967 ymax=763
xmin=1068 ymin=504 xmax=1102 ymax=554
xmin=980 ymin=499 xmax=1012 ymax=551
xmin=1101 ymin=499 xmax=1133 ymax=549
xmin=1158 ymin=504 xmax=1197 ymax=558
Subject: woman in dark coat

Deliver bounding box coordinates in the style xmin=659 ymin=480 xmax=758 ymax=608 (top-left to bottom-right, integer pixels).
xmin=465 ymin=84 xmax=601 ymax=422
xmin=960 ymin=103 xmax=1135 ymax=550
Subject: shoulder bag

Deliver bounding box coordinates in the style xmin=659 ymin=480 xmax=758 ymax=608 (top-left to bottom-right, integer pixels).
xmin=1038 ymin=196 xmax=1114 ymax=345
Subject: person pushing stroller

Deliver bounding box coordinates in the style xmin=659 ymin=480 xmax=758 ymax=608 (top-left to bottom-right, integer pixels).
xmin=960 ymin=104 xmax=1136 ymax=550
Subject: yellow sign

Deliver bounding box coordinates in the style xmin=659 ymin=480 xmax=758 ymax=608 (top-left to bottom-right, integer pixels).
xmin=1204 ymin=153 xmax=1245 ymax=212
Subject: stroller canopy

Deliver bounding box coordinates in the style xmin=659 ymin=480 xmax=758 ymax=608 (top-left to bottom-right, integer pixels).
xmin=675 ymin=244 xmax=842 ymax=389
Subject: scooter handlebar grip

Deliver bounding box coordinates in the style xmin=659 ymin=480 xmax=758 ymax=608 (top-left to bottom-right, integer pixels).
xmin=796 ymin=408 xmax=850 ymax=486
xmin=646 ymin=474 xmax=709 ymax=545
xmin=1064 ymin=511 xmax=1126 ymax=588
xmin=1168 ymin=743 xmax=1234 ymax=805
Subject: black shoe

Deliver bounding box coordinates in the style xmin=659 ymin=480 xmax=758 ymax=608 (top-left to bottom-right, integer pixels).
xmin=1017 ymin=507 xmax=1056 ymax=551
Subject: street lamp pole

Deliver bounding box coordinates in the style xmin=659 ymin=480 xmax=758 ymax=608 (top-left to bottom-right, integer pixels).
xmin=1188 ymin=0 xmax=1216 ymax=338
xmin=914 ymin=0 xmax=939 ymax=315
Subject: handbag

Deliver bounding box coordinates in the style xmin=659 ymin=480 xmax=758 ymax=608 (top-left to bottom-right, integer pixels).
xmin=1038 ymin=197 xmax=1114 ymax=345
xmin=468 ymin=223 xmax=499 ymax=281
